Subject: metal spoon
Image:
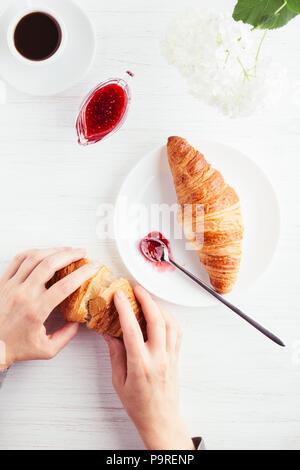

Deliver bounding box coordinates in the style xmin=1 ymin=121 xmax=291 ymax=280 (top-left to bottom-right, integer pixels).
xmin=141 ymin=237 xmax=285 ymax=348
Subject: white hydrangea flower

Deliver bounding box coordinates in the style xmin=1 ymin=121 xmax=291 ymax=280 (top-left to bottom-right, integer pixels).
xmin=162 ymin=10 xmax=288 ymax=118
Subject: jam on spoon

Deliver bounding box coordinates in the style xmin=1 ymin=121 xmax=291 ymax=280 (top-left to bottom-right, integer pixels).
xmin=141 ymin=235 xmax=285 ymax=347
xmin=140 ymin=232 xmax=175 ymax=273
xmin=76 ymin=73 xmax=132 ymax=145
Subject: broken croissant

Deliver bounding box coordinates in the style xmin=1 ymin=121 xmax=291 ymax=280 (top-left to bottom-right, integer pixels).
xmin=48 ymin=259 xmax=147 ymax=339
xmin=167 ymin=136 xmax=244 ymax=294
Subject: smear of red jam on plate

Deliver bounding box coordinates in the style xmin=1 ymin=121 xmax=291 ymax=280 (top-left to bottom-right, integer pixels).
xmin=140 ymin=232 xmax=175 ymax=273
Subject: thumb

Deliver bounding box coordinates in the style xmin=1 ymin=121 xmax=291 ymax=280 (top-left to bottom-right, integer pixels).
xmin=47 ymin=322 xmax=79 ymax=357
xmin=103 ymin=335 xmax=127 ymax=388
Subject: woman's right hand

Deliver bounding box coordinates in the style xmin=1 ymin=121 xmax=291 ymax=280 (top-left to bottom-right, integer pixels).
xmin=104 ymin=285 xmax=194 ymax=450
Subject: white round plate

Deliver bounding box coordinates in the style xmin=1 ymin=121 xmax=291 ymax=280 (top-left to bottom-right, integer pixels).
xmin=114 ymin=141 xmax=280 ymax=307
xmin=0 ymin=0 xmax=96 ymax=95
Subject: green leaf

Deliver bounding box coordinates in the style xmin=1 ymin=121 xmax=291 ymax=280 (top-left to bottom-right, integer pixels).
xmin=287 ymin=0 xmax=300 ymax=13
xmin=260 ymin=4 xmax=298 ymax=28
xmin=233 ymin=0 xmax=298 ymax=29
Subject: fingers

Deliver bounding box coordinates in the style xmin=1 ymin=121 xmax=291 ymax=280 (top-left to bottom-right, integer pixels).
xmin=134 ymin=285 xmax=166 ymax=352
xmin=114 ymin=290 xmax=145 ymax=359
xmin=11 ymin=248 xmax=69 ymax=285
xmin=44 ymin=261 xmax=101 ymax=313
xmin=0 ymin=251 xmax=29 ymax=285
xmin=25 ymin=247 xmax=86 ymax=288
xmin=175 ymin=327 xmax=183 ymax=356
xmin=44 ymin=322 xmax=79 ymax=359
xmin=133 ymin=285 xmax=182 ymax=356
xmin=103 ymin=335 xmax=127 ymax=388
xmin=0 ymin=248 xmax=65 ymax=286
xmin=159 ymin=305 xmax=182 ymax=356
xmin=159 ymin=306 xmax=178 ymax=353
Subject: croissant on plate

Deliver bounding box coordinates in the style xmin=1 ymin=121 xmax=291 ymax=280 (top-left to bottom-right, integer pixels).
xmin=167 ymin=136 xmax=244 ymax=294
xmin=48 ymin=259 xmax=147 ymax=339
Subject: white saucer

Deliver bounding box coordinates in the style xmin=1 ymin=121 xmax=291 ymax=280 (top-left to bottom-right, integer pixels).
xmin=114 ymin=141 xmax=281 ymax=308
xmin=0 ymin=0 xmax=96 ymax=95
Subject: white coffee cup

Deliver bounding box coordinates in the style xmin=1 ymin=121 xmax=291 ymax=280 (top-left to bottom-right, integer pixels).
xmin=7 ymin=7 xmax=67 ymax=66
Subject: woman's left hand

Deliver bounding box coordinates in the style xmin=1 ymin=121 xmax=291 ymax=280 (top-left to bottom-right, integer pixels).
xmin=0 ymin=247 xmax=100 ymax=369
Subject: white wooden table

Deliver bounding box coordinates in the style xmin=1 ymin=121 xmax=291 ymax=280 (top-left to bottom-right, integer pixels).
xmin=0 ymin=0 xmax=299 ymax=450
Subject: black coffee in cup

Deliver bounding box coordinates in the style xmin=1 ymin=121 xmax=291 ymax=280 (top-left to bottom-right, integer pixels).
xmin=14 ymin=12 xmax=62 ymax=61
